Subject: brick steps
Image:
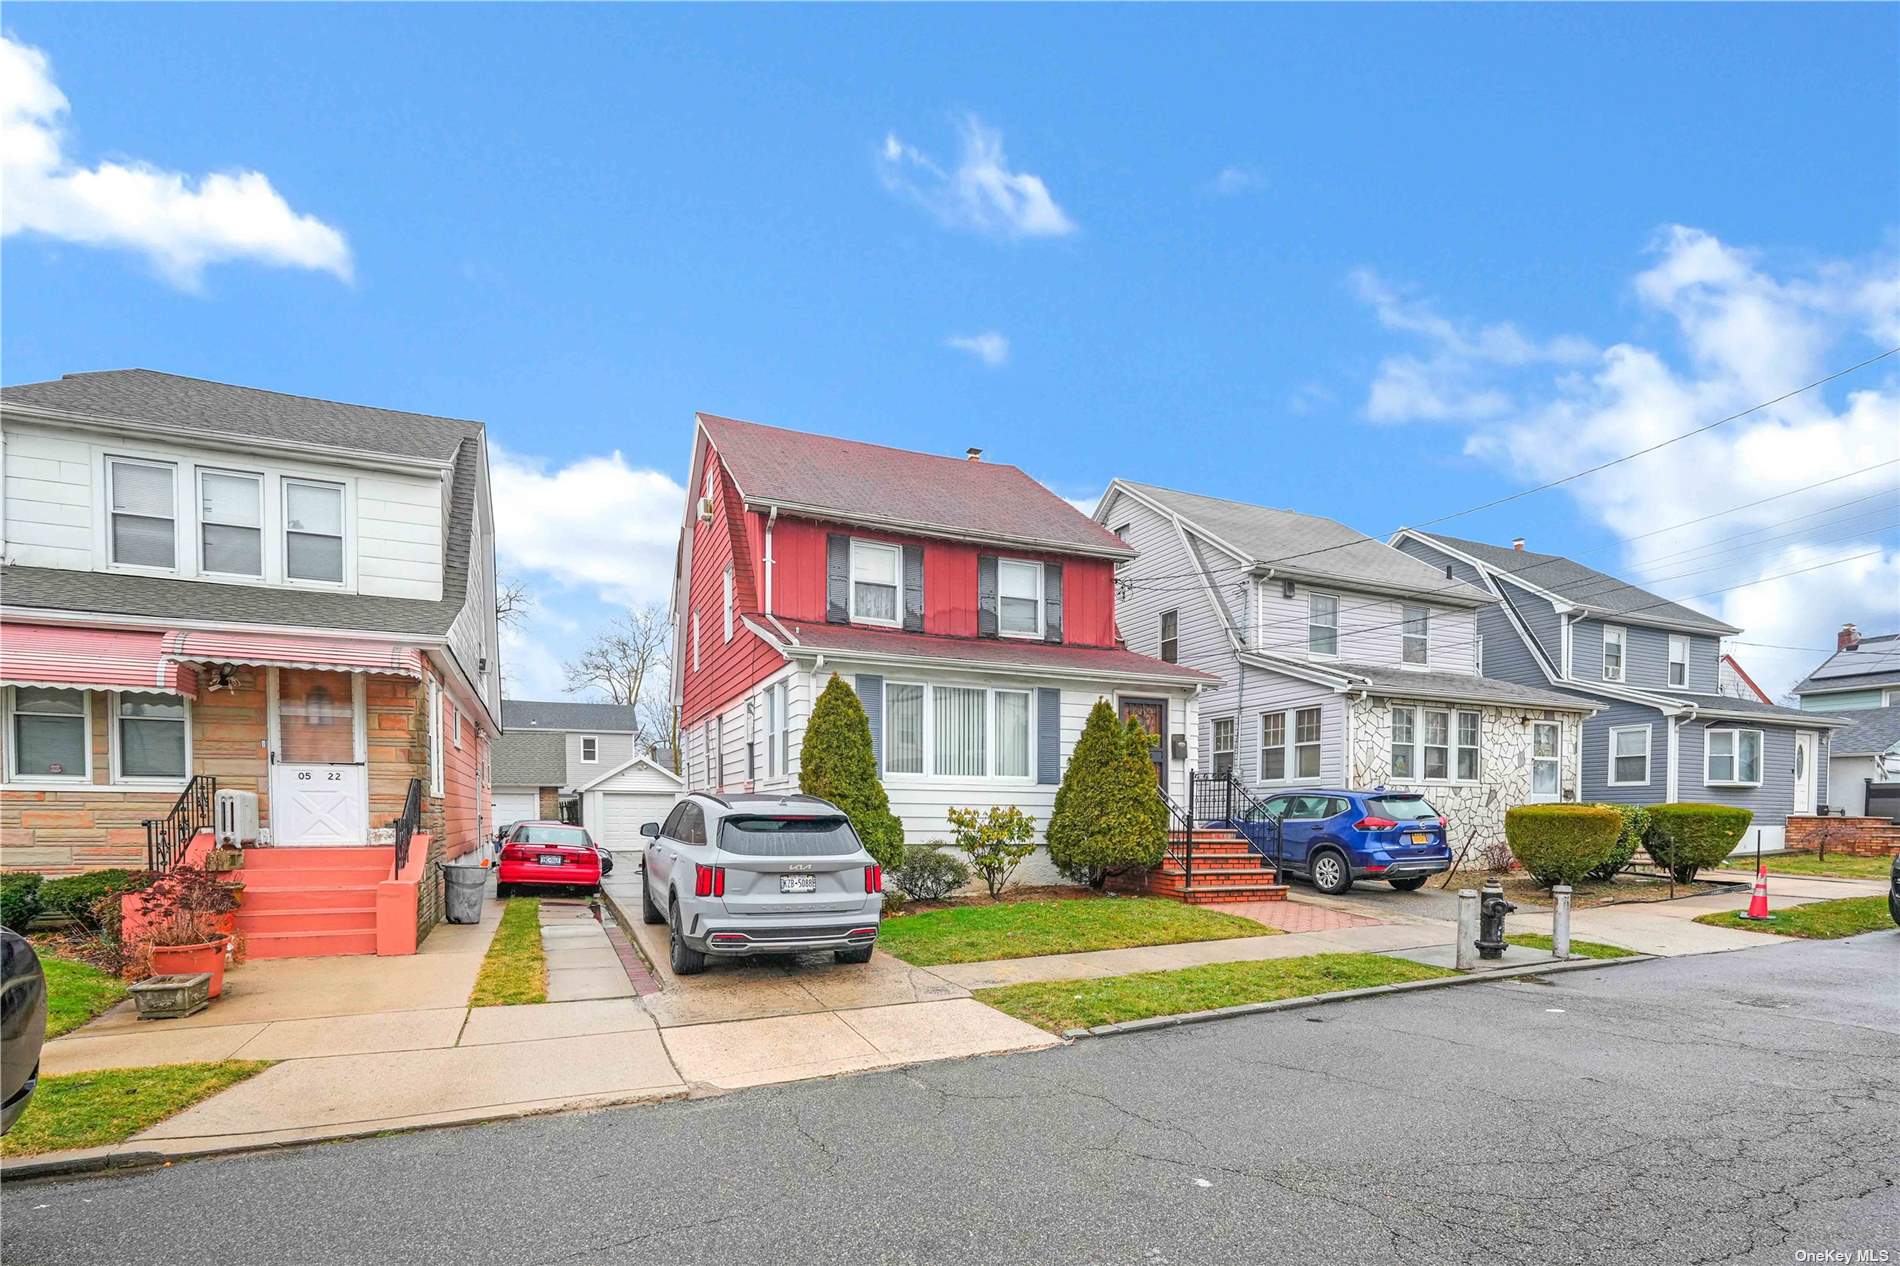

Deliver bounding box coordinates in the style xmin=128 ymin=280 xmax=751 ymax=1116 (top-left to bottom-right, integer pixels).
xmin=1114 ymin=830 xmax=1288 ymax=905
xmin=231 ymin=846 xmax=391 ymax=959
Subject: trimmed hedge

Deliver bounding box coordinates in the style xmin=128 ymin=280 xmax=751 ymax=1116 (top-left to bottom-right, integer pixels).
xmin=2 ymin=873 xmax=45 ymax=932
xmin=1047 ymin=700 xmax=1167 ymax=888
xmin=39 ymin=869 xmax=155 ymax=935
xmin=1644 ymin=803 xmax=1753 ymax=881
xmin=893 ymin=845 xmax=971 ymax=902
xmin=1504 ymin=804 xmax=1622 ymax=888
xmin=1583 ymin=803 xmax=1650 ymax=881
xmin=799 ymin=673 xmax=905 ymax=870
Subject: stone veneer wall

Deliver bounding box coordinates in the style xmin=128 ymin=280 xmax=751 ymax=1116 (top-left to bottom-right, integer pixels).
xmin=1348 ymin=696 xmax=1582 ymax=859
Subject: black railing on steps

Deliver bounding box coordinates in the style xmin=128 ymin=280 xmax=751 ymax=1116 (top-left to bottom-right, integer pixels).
xmin=1186 ymin=770 xmax=1286 ymax=876
xmin=1157 ymin=783 xmax=1196 ymax=892
xmin=392 ymin=777 xmax=423 ymax=874
xmin=145 ymin=775 xmax=217 ymax=872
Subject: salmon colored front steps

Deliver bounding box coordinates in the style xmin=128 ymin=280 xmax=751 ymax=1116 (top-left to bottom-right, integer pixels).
xmin=1109 ymin=830 xmax=1289 ymax=906
xmin=234 ymin=846 xmax=393 ymax=959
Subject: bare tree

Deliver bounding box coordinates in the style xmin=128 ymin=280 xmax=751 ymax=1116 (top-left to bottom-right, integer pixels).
xmin=496 ymin=573 xmax=531 ymax=630
xmin=564 ymin=603 xmax=674 ymax=746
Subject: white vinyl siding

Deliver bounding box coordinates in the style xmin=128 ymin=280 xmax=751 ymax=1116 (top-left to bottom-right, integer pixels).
xmin=1608 ymin=724 xmax=1650 ymax=786
xmin=850 ymin=540 xmax=901 ymax=626
xmin=998 ymin=559 xmax=1044 ymax=638
xmin=1704 ymin=728 xmax=1763 ymax=787
xmin=108 ymin=457 xmax=177 ymax=570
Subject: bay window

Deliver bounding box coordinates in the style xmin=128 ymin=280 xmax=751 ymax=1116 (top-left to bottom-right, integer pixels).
xmin=199 ymin=469 xmax=263 ymax=577
xmin=1609 ymin=725 xmax=1650 ymax=786
xmin=109 ymin=457 xmax=177 ymax=569
xmin=117 ymin=692 xmax=189 ymax=780
xmin=1705 ymin=728 xmax=1763 ymax=786
xmin=1308 ymin=594 xmax=1339 ymax=657
xmin=1401 ymin=605 xmax=1429 ymax=666
xmin=1390 ymin=707 xmax=1416 ymax=778
xmin=1602 ymin=625 xmax=1627 ymax=683
xmin=1212 ymin=717 xmax=1234 ymax=776
xmin=1293 ymin=707 xmax=1322 ymax=778
xmin=882 ymin=683 xmax=1036 ymax=780
xmin=8 ymin=687 xmax=88 ymax=780
xmin=849 ymin=540 xmax=900 ymax=626
xmin=285 ymin=478 xmax=345 ymax=583
xmin=1260 ymin=712 xmax=1286 ymax=780
xmin=998 ymin=560 xmax=1043 ymax=638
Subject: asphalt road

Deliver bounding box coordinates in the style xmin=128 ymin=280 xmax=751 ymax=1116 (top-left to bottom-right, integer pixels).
xmin=7 ymin=932 xmax=1898 ymax=1266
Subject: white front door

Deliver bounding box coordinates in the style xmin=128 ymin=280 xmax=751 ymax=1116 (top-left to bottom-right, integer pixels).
xmin=1792 ymin=732 xmax=1817 ymax=815
xmin=1528 ymin=722 xmax=1562 ymax=803
xmin=269 ymin=668 xmax=369 ymax=845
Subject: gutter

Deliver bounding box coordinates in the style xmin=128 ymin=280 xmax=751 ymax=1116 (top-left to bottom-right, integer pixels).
xmin=746 ymin=498 xmax=1134 ymax=562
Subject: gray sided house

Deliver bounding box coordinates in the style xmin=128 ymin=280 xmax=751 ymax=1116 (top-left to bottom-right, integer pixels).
xmin=492 ymin=699 xmax=679 ymax=843
xmin=1095 ymin=481 xmax=1597 ymax=854
xmin=1822 ymin=705 xmax=1900 ymax=818
xmin=1792 ymin=626 xmax=1900 ymax=714
xmin=1393 ymin=531 xmax=1855 ymax=849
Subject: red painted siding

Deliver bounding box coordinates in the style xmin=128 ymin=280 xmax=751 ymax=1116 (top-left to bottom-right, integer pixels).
xmin=680 ymin=454 xmax=784 ymax=727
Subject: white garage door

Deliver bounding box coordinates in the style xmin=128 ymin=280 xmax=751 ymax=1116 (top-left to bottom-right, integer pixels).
xmin=492 ymin=789 xmax=541 ymax=830
xmin=597 ymin=792 xmax=677 ymax=849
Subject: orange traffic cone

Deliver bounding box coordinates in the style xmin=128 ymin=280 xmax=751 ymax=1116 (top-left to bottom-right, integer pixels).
xmin=1738 ymin=865 xmax=1771 ymax=920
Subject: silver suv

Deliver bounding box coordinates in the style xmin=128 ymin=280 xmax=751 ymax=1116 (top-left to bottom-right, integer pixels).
xmin=639 ymin=792 xmax=884 ymax=975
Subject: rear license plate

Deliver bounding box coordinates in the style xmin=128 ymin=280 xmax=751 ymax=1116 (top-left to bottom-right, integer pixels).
xmin=779 ymin=875 xmax=817 ymax=894
xmin=536 ymin=855 xmax=564 ymax=866
xmin=1409 ymin=833 xmax=1431 ymax=845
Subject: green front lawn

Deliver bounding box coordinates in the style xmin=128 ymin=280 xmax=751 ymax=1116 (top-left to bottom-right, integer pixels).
xmin=974 ymin=952 xmax=1457 ymax=1032
xmin=469 ymin=898 xmax=546 ymax=1007
xmin=877 ymin=896 xmax=1273 ymax=967
xmin=1695 ymin=895 xmax=1893 ymax=940
xmin=1505 ymin=932 xmax=1638 ymax=960
xmin=1 ymin=1061 xmax=272 ymax=1157
xmin=42 ymin=956 xmax=130 ymax=1038
xmin=1719 ymin=852 xmax=1893 ymax=881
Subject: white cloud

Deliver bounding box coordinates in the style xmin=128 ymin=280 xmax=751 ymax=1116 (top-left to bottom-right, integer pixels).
xmin=0 ymin=34 xmax=351 ymax=289
xmin=946 ymin=331 xmax=1010 ymax=367
xmin=489 ymin=445 xmax=684 ymax=609
xmin=878 ymin=115 xmax=1074 ymax=239
xmin=1210 ymin=165 xmax=1266 ymax=195
xmin=1357 ymin=227 xmax=1900 ymax=698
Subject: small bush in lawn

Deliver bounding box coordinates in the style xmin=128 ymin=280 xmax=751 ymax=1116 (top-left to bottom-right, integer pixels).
xmin=1644 ymin=803 xmax=1753 ymax=882
xmin=947 ymin=806 xmax=1037 ymax=899
xmin=1047 ymin=701 xmax=1167 ymax=889
xmin=39 ymin=869 xmax=154 ymax=933
xmin=1504 ymin=804 xmax=1622 ymax=888
xmin=1584 ymin=804 xmax=1650 ymax=881
xmin=1 ymin=872 xmax=44 ymax=931
xmin=895 ymin=844 xmax=972 ymax=902
xmin=799 ymin=673 xmax=905 ymax=870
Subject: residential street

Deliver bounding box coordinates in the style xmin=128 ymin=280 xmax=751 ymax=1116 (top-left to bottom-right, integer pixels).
xmin=7 ymin=932 xmax=1896 ymax=1266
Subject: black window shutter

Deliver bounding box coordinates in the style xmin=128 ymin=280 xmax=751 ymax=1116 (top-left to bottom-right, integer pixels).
xmin=1043 ymin=561 xmax=1064 ymax=644
xmin=902 ymin=545 xmax=925 ymax=632
xmin=977 ymin=554 xmax=999 ymax=639
xmin=1036 ymin=687 xmax=1061 ymax=784
xmin=826 ymin=534 xmax=850 ymax=624
xmin=856 ymin=674 xmax=884 ymax=773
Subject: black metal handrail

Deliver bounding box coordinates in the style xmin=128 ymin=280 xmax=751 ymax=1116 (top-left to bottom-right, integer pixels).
xmin=1188 ymin=770 xmax=1285 ymax=875
xmin=145 ymin=775 xmax=217 ymax=872
xmin=392 ymin=777 xmax=423 ymax=874
xmin=1157 ymin=783 xmax=1196 ymax=892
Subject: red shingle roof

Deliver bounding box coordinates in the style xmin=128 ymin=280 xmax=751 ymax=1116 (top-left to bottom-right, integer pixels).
xmin=697 ymin=413 xmax=1131 ymax=558
xmin=758 ymin=619 xmax=1216 ymax=685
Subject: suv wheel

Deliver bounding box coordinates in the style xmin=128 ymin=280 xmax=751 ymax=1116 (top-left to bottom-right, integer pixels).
xmin=668 ymin=898 xmax=706 ymax=976
xmin=640 ymin=876 xmax=664 ymax=925
xmin=1388 ymin=875 xmax=1431 ymax=892
xmin=1310 ymin=848 xmax=1353 ymax=895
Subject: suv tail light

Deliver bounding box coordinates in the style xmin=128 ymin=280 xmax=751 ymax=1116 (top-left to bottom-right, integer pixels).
xmin=694 ymin=864 xmax=726 ymax=898
xmin=1354 ymin=816 xmax=1399 ymax=831
xmin=864 ymin=864 xmax=882 ymax=894
xmin=1438 ymin=817 xmax=1449 ymax=829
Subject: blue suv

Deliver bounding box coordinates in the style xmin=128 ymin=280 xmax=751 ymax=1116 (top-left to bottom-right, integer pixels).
xmin=1249 ymin=789 xmax=1453 ymax=895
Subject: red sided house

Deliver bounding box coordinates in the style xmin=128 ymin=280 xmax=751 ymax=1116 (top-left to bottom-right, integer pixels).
xmin=0 ymin=371 xmax=502 ymax=956
xmin=672 ymin=414 xmax=1216 ymax=887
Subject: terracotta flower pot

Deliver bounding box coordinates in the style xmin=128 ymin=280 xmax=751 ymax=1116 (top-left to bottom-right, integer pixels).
xmin=150 ymin=939 xmax=227 ymax=998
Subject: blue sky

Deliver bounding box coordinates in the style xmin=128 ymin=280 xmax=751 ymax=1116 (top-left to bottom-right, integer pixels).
xmin=4 ymin=4 xmax=1896 ymax=699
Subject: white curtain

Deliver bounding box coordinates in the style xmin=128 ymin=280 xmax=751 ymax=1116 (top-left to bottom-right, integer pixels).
xmin=932 ymin=686 xmax=986 ymax=777
xmin=995 ymin=691 xmax=1030 ymax=777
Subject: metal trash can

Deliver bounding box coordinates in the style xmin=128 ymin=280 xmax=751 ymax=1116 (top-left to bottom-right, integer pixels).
xmin=442 ymin=862 xmax=487 ymax=925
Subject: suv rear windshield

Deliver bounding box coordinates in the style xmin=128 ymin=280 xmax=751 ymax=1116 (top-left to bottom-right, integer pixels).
xmin=515 ymin=826 xmax=591 ymax=847
xmin=717 ymin=815 xmax=862 ymax=857
xmin=1367 ymin=796 xmax=1438 ymax=821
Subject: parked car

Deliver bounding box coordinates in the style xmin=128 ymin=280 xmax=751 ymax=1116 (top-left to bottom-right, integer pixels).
xmin=496 ymin=822 xmax=607 ymax=896
xmin=1251 ymin=789 xmax=1453 ymax=895
xmin=1889 ymin=852 xmax=1899 ymax=929
xmin=2 ymin=927 xmax=47 ymax=1136
xmin=639 ymin=792 xmax=884 ymax=975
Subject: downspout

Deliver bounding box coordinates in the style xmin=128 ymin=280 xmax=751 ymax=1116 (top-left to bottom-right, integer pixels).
xmin=764 ymin=506 xmax=778 ymax=617
xmin=1666 ymin=701 xmax=1696 ymax=801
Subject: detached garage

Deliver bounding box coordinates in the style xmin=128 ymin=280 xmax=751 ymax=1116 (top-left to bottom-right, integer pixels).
xmin=577 ymin=754 xmax=684 ymax=849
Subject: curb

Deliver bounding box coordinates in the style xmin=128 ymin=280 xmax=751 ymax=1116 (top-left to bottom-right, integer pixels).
xmin=1 ymin=1150 xmax=170 ymax=1183
xmin=1064 ymin=952 xmax=1658 ymax=1041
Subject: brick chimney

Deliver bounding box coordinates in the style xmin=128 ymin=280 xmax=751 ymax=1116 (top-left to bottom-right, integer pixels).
xmin=1511 ymin=537 xmax=1526 ymax=552
xmin=966 ymin=447 xmax=983 ymax=462
xmin=1838 ymin=623 xmax=1861 ymax=652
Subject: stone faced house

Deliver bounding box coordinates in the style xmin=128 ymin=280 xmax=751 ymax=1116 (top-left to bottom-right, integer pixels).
xmin=1094 ymin=481 xmax=1596 ymax=854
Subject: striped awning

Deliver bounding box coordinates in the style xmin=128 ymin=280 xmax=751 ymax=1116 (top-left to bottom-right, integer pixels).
xmin=0 ymin=623 xmax=199 ymax=696
xmin=160 ymin=629 xmax=425 ymax=678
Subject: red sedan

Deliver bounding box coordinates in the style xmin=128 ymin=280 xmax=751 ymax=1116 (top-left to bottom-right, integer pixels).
xmin=496 ymin=822 xmax=607 ymax=896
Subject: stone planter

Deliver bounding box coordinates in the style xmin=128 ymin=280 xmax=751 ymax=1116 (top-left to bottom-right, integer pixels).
xmin=130 ymin=972 xmax=212 ymax=1020
xmin=204 ymin=848 xmax=245 ymax=873
xmin=150 ymin=939 xmax=228 ymax=997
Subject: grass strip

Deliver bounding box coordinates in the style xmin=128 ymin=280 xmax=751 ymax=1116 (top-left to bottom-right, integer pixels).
xmin=1 ymin=1061 xmax=272 ymax=1158
xmin=1504 ymin=932 xmax=1638 ymax=960
xmin=469 ymin=898 xmax=546 ymax=1007
xmin=1695 ymin=895 xmax=1893 ymax=940
xmin=1718 ymin=852 xmax=1892 ymax=881
xmin=42 ymin=956 xmax=130 ymax=1039
xmin=877 ymin=896 xmax=1274 ymax=967
xmin=974 ymin=951 xmax=1457 ymax=1033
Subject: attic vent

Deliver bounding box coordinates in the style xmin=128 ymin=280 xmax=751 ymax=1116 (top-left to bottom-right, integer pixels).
xmin=1445 ymin=564 xmax=1454 ymax=580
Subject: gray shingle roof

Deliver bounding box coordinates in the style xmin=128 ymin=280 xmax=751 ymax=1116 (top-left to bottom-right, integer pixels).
xmin=1664 ymin=692 xmax=1853 ymax=727
xmin=1330 ymin=662 xmax=1597 ymax=712
xmin=1 ymin=369 xmax=471 ymax=462
xmin=502 ymin=699 xmax=644 ymax=732
xmin=1830 ymin=705 xmax=1900 ymax=756
xmin=0 ymin=371 xmax=483 ymax=639
xmin=1793 ymin=634 xmax=1900 ymax=694
xmin=492 ymin=730 xmax=568 ymax=787
xmin=1417 ymin=533 xmax=1739 ymax=635
xmin=1120 ymin=483 xmax=1493 ymax=605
